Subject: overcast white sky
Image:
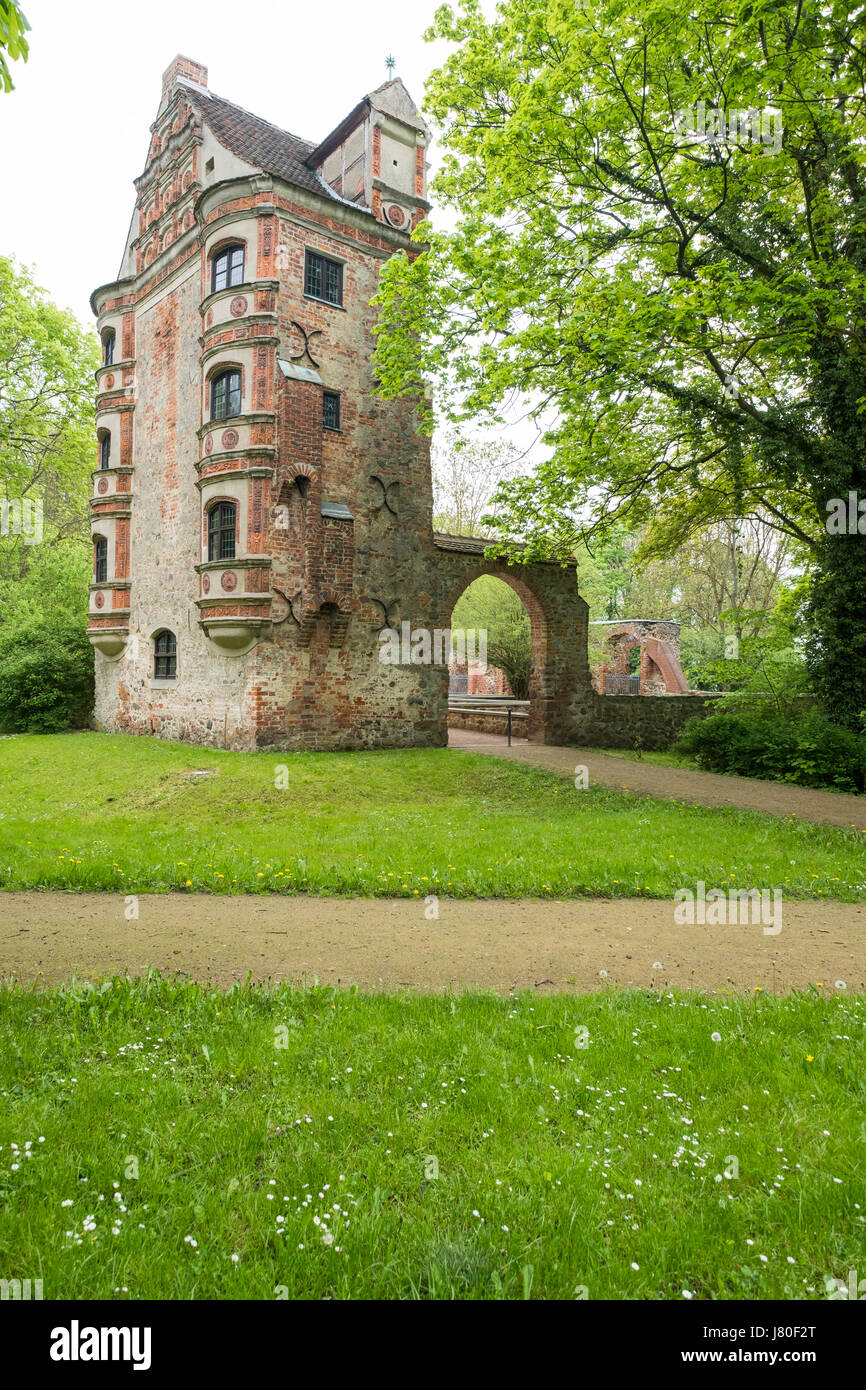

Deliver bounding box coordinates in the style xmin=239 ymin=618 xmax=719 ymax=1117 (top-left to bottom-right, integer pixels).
xmin=0 ymin=0 xmax=452 ymax=326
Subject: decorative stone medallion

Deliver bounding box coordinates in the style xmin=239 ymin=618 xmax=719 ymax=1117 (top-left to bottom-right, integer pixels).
xmin=204 ymin=434 xmax=214 ymax=455
xmin=221 ymin=428 xmax=239 ymax=450
xmin=94 ymin=592 xmax=105 ymax=609
xmin=97 ymin=477 xmax=109 ymax=495
xmin=221 ymin=570 xmax=238 ymax=592
xmin=206 ymin=308 xmax=214 ymax=328
xmin=202 ymin=574 xmax=210 ymax=595
xmin=229 ymin=295 xmax=248 ymax=318
xmin=103 ymin=373 xmax=115 ymax=390
xmin=386 ymin=204 xmax=406 ymax=227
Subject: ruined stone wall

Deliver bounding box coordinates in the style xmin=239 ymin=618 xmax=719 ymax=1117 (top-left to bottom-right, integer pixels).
xmin=569 ymin=691 xmax=721 ymax=749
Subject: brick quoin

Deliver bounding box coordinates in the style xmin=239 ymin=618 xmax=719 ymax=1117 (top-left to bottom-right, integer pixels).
xmin=88 ymin=56 xmax=717 ymax=752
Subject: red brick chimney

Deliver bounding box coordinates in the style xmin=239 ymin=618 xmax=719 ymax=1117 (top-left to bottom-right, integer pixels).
xmin=161 ymin=55 xmax=208 ymax=109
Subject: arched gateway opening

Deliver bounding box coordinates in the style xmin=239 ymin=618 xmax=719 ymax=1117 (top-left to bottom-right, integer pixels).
xmin=432 ymin=533 xmax=591 ymax=744
xmin=447 ymin=573 xmax=545 ymax=740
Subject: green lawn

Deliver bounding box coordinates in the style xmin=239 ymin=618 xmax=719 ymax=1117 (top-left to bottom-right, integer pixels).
xmin=0 ymin=976 xmax=861 ymax=1300
xmin=0 ymin=733 xmax=862 ymax=900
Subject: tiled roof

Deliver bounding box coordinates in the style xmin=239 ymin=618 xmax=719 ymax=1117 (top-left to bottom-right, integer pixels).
xmin=186 ymin=89 xmax=337 ymax=200
xmin=433 ymin=532 xmax=497 ymax=554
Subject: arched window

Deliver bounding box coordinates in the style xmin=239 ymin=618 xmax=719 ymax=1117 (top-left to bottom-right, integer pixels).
xmin=103 ymin=330 xmax=115 ymax=366
xmin=208 ymin=501 xmax=237 ymax=561
xmin=93 ymin=536 xmax=108 ymax=584
xmin=211 ymin=244 xmax=245 ymax=294
xmin=99 ymin=433 xmax=111 ymax=470
xmin=210 ymin=369 xmax=241 ymax=421
xmin=153 ymin=629 xmax=177 ymax=680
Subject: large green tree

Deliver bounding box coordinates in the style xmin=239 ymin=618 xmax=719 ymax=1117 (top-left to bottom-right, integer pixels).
xmin=0 ymin=1 xmax=29 ymax=92
xmin=374 ymin=0 xmax=866 ymax=728
xmin=0 ymin=256 xmax=97 ymax=621
xmin=0 ymin=257 xmax=97 ymax=731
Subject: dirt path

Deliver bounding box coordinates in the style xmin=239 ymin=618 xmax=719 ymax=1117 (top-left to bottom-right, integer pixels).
xmin=448 ymin=728 xmax=866 ymax=829
xmin=1 ymin=892 xmax=863 ymax=994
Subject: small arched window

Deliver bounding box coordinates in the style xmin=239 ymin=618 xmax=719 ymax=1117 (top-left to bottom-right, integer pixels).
xmin=208 ymin=501 xmax=237 ymax=561
xmin=93 ymin=536 xmax=108 ymax=584
xmin=211 ymin=244 xmax=245 ymax=294
xmin=210 ymin=368 xmax=242 ymax=421
xmin=153 ymin=629 xmax=177 ymax=680
xmin=103 ymin=330 xmax=115 ymax=366
xmin=99 ymin=433 xmax=111 ymax=470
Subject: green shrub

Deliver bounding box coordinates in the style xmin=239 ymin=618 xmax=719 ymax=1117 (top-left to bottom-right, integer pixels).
xmin=0 ymin=615 xmax=94 ymax=734
xmin=674 ymin=710 xmax=866 ymax=793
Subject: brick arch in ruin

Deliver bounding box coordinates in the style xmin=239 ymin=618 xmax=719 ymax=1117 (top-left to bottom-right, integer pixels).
xmin=431 ymin=535 xmax=592 ymax=743
xmin=594 ymin=620 xmax=690 ymax=695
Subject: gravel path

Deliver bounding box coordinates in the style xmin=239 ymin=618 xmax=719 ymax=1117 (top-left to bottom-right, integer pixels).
xmin=1 ymin=892 xmax=863 ymax=994
xmin=448 ymin=729 xmax=866 ymax=829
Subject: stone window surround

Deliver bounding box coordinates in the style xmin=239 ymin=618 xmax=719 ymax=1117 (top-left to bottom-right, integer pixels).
xmin=150 ymin=627 xmax=179 ymax=687
xmin=206 ymin=496 xmax=239 ymax=561
xmin=97 ymin=426 xmax=112 ymax=469
xmin=206 ymin=361 xmax=245 ymax=422
xmin=89 ymin=518 xmax=119 ymax=581
xmin=199 ymin=482 xmax=247 ymax=562
xmin=93 ymin=533 xmax=108 ymax=584
xmin=209 ymin=240 xmax=246 ymax=295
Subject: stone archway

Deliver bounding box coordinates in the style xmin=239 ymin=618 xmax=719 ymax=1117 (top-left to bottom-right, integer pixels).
xmin=432 ymin=533 xmax=591 ymax=743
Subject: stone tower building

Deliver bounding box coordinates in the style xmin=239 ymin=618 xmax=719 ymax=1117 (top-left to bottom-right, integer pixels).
xmin=90 ymin=56 xmax=452 ymax=750
xmin=90 ymin=56 xmax=710 ymax=752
